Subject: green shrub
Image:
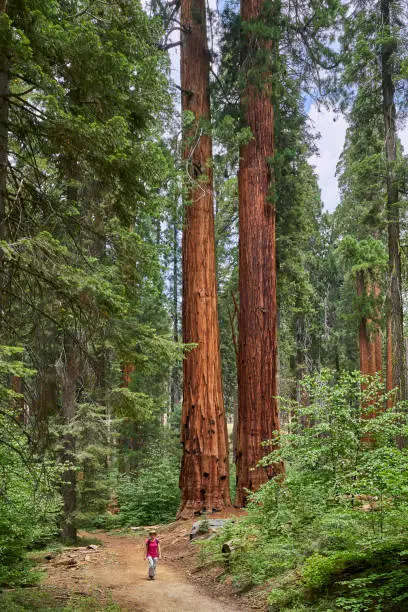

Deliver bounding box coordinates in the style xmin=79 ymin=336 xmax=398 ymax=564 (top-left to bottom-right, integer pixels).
xmin=197 ymin=518 xmax=210 ymax=534
xmin=0 ymin=587 xmax=122 ymax=611
xmin=117 ymin=444 xmax=180 ymax=526
xmin=82 ymin=513 xmax=121 ymax=530
xmin=268 ymin=586 xmax=304 ymax=610
xmin=302 ymin=551 xmax=363 ymax=590
xmin=198 ymin=371 xmax=408 ymax=611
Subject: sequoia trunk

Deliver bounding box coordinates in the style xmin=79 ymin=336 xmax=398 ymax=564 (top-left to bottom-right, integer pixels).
xmin=381 ymin=0 xmax=406 ymax=401
xmin=178 ymin=0 xmax=230 ymax=516
xmin=357 ymin=275 xmax=383 ymax=379
xmin=235 ymin=0 xmax=283 ymax=507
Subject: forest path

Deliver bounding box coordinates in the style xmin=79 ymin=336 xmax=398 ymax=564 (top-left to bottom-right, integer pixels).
xmin=43 ymin=529 xmax=243 ymax=612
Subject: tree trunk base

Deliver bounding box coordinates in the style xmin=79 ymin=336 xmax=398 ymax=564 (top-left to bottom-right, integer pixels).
xmin=176 ymin=498 xmax=231 ymax=520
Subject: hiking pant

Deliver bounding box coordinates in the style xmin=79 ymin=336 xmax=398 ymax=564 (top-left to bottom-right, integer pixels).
xmin=147 ymin=555 xmax=158 ymax=578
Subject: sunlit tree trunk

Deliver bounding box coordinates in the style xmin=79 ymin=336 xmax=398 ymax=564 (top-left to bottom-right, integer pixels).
xmin=235 ymin=0 xmax=283 ymax=507
xmin=178 ymin=0 xmax=230 ymax=517
xmin=381 ymin=0 xmax=406 ymax=401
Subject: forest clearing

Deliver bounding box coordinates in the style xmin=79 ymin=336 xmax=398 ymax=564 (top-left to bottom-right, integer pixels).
xmin=2 ymin=0 xmax=408 ymax=610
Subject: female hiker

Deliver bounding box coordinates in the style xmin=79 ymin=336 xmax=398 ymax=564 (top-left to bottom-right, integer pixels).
xmin=145 ymin=530 xmax=161 ymax=580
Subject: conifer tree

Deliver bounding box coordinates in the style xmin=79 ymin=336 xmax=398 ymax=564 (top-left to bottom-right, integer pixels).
xmin=212 ymin=0 xmax=339 ymax=504
xmin=235 ymin=0 xmax=282 ymax=506
xmin=340 ymin=0 xmax=408 ymax=400
xmin=0 ymin=0 xmax=176 ymax=541
xmin=178 ymin=0 xmax=230 ymax=517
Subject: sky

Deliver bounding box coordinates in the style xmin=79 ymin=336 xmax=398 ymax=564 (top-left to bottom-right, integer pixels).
xmin=308 ymin=106 xmax=348 ymax=214
xmin=163 ymin=1 xmax=408 ymax=216
xmin=309 ymin=106 xmax=408 ymax=214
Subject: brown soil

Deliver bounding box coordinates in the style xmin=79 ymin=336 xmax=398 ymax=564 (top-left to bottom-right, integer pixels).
xmin=41 ymin=511 xmax=265 ymax=611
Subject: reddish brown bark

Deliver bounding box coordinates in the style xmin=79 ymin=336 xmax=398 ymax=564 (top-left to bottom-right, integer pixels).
xmin=121 ymin=363 xmax=135 ymax=388
xmin=235 ymin=0 xmax=283 ymax=507
xmin=357 ymin=276 xmax=383 ymax=381
xmin=178 ymin=0 xmax=230 ymax=517
xmin=31 ymin=365 xmax=57 ymax=448
xmin=11 ymin=375 xmax=27 ymax=424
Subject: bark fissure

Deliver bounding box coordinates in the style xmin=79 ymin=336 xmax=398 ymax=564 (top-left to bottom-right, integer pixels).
xmin=178 ymin=0 xmax=230 ymax=517
xmin=235 ymin=0 xmax=283 ymax=507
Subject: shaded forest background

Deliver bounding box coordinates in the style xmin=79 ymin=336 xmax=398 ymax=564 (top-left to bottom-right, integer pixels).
xmin=1 ymin=0 xmax=408 ymax=610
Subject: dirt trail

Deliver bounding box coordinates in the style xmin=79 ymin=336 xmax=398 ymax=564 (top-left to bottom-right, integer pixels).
xmin=44 ymin=530 xmax=243 ymax=612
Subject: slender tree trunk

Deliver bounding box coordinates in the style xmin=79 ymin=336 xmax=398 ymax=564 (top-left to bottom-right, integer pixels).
xmin=0 ymin=6 xmax=10 ymax=240
xmin=295 ymin=317 xmax=310 ymax=428
xmin=357 ymin=277 xmax=384 ymax=444
xmin=235 ymin=0 xmax=283 ymax=507
xmin=60 ymin=334 xmax=80 ymax=544
xmin=381 ymin=0 xmax=406 ymax=401
xmin=178 ymin=0 xmax=230 ymax=517
xmin=170 ymin=218 xmax=181 ymax=410
xmin=60 ymin=151 xmax=81 ymax=544
xmin=386 ymin=315 xmax=394 ymax=407
xmin=373 ymin=284 xmax=383 ymax=373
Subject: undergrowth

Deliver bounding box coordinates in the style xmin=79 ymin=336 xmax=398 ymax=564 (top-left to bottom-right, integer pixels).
xmin=198 ymin=371 xmax=408 ymax=611
xmin=0 ymin=588 xmax=121 ymax=611
xmin=116 ymin=442 xmax=181 ymax=526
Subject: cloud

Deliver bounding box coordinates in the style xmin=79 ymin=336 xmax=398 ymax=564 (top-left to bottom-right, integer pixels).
xmin=308 ymin=105 xmax=348 ymax=213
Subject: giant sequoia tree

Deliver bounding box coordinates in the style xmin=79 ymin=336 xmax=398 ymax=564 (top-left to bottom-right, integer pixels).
xmin=213 ymin=0 xmax=341 ymax=505
xmin=235 ymin=0 xmax=283 ymax=507
xmin=178 ymin=0 xmax=230 ymax=516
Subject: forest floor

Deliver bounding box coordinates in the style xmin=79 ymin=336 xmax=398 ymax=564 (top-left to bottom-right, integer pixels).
xmin=26 ymin=510 xmax=267 ymax=611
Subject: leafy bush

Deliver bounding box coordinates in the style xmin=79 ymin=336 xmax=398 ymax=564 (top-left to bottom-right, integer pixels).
xmin=117 ymin=443 xmax=180 ymax=525
xmin=198 ymin=371 xmax=408 ymax=611
xmin=302 ymin=551 xmax=365 ymax=590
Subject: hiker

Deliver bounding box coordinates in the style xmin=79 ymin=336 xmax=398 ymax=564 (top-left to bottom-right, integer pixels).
xmin=145 ymin=530 xmax=161 ymax=580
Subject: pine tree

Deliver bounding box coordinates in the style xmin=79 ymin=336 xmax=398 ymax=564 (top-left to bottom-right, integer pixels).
xmin=340 ymin=0 xmax=408 ymax=400
xmin=0 ymin=0 xmax=177 ymax=541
